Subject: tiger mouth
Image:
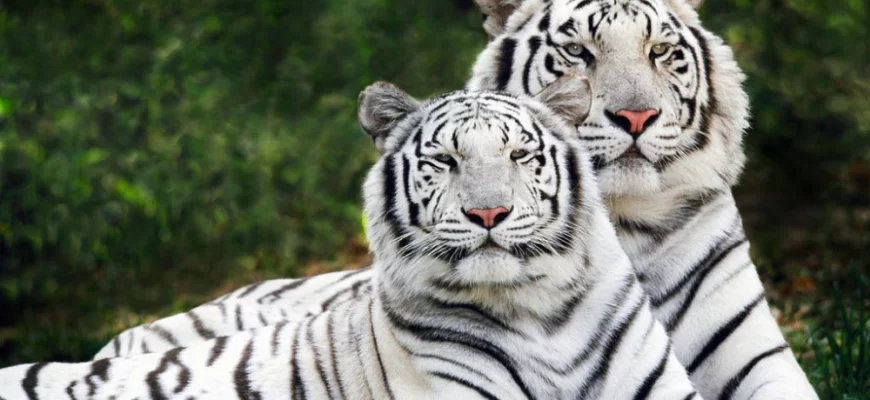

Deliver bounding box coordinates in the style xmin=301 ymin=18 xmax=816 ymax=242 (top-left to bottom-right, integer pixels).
xmin=617 ymin=145 xmax=652 ymax=163
xmin=591 ymin=145 xmax=654 ymax=171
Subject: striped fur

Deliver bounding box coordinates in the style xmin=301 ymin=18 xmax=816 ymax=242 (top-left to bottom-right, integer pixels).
xmin=1 ymin=86 xmax=699 ymax=399
xmin=94 ymin=1 xmax=818 ymax=399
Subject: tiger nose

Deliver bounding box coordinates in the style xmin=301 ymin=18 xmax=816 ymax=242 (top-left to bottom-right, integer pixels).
xmin=463 ymin=207 xmax=512 ymax=229
xmin=607 ymin=109 xmax=660 ymax=137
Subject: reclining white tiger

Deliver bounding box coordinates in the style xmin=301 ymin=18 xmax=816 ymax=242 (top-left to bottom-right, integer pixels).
xmin=94 ymin=0 xmax=819 ymax=399
xmin=0 ymin=78 xmax=703 ymax=400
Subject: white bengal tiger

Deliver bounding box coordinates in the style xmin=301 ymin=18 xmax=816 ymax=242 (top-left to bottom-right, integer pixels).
xmin=94 ymin=0 xmax=819 ymax=399
xmin=0 ymin=79 xmax=701 ymax=400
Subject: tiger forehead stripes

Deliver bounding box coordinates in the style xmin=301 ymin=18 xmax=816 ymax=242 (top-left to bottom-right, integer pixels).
xmin=470 ymin=0 xmax=749 ymax=197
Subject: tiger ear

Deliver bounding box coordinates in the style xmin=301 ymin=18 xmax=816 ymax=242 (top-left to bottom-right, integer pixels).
xmin=474 ymin=0 xmax=522 ymax=38
xmin=535 ymin=74 xmax=593 ymax=127
xmin=358 ymin=82 xmax=421 ymax=153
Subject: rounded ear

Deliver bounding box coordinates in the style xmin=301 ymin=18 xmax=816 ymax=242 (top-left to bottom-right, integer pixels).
xmin=358 ymin=82 xmax=421 ymax=153
xmin=686 ymin=0 xmax=703 ymax=9
xmin=535 ymin=74 xmax=592 ymax=127
xmin=474 ymin=0 xmax=522 ymax=38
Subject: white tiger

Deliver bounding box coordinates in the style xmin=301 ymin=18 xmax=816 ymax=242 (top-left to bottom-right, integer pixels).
xmin=95 ymin=0 xmax=819 ymax=399
xmin=0 ymin=78 xmax=701 ymax=400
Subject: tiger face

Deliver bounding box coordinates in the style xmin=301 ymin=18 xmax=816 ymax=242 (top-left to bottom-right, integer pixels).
xmin=469 ymin=0 xmax=749 ymax=197
xmin=359 ymin=77 xmax=599 ymax=295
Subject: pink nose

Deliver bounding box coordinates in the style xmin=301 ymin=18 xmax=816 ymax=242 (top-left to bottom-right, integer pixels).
xmin=463 ymin=207 xmax=511 ymax=229
xmin=615 ymin=109 xmax=659 ymax=136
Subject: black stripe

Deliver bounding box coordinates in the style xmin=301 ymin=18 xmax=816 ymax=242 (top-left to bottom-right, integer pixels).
xmin=632 ymin=342 xmax=672 ymax=400
xmin=540 ymin=276 xmax=635 ymax=375
xmin=369 ymin=300 xmax=395 ymax=400
xmin=234 ymin=340 xmax=262 ymax=400
xmin=665 ymin=239 xmax=748 ymax=331
xmin=327 ymin=311 xmax=348 ymax=400
xmin=544 ymin=54 xmax=562 ymax=78
xmin=145 ymin=324 xmax=181 ymax=347
xmin=616 ymin=218 xmax=669 ymax=244
xmin=270 ymin=321 xmax=288 ymax=357
xmin=577 ymin=297 xmax=645 ymax=398
xmin=235 ymin=303 xmax=244 ymax=330
xmin=538 ymin=11 xmax=551 ymax=31
xmin=431 ymin=372 xmax=499 ymax=400
xmin=256 ymin=277 xmax=309 ymax=304
xmin=307 ymin=315 xmax=337 ymax=399
xmin=65 ymin=380 xmax=78 ymax=400
xmin=382 ymin=303 xmax=536 ymax=400
xmin=522 ymin=36 xmax=542 ymax=95
xmin=652 ymin=238 xmax=746 ymax=308
xmin=111 ymin=336 xmax=120 ymax=357
xmin=84 ymin=359 xmax=110 ymax=397
xmin=127 ymin=330 xmax=135 ymax=355
xmin=686 ymin=293 xmax=764 ymax=373
xmin=290 ymin=319 xmax=308 ymax=400
xmin=717 ymin=345 xmax=789 ymax=400
xmin=423 ymin=295 xmax=519 ymax=334
xmin=412 ymin=353 xmax=493 ymax=383
xmin=146 ymin=348 xmax=183 ymax=400
xmin=496 ymin=38 xmax=518 ymax=91
xmin=575 ymin=0 xmax=595 ymax=10
xmin=207 ymin=336 xmax=228 ymax=366
xmin=187 ymin=310 xmax=216 ymax=339
xmin=401 ymin=155 xmax=420 ymax=228
xmin=689 ymin=26 xmax=717 ymax=150
xmin=543 ymin=287 xmax=586 ymax=335
xmin=383 ymin=155 xmax=413 ymax=255
xmin=22 ymin=362 xmax=48 ymax=400
xmin=321 ymin=278 xmax=370 ymax=310
xmin=237 ymin=281 xmax=266 ymax=298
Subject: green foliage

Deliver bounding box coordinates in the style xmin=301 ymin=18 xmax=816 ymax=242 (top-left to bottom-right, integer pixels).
xmin=0 ymin=0 xmax=484 ymax=364
xmin=800 ymin=269 xmax=870 ymax=399
xmin=702 ymin=0 xmax=870 ymax=197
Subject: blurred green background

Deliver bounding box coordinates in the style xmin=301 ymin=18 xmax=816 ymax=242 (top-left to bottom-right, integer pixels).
xmin=0 ymin=0 xmax=868 ymax=396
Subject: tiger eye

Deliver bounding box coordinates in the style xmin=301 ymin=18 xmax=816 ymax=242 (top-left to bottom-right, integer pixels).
xmin=565 ymin=43 xmax=586 ymax=57
xmin=433 ymin=154 xmax=455 ymax=164
xmin=510 ymin=149 xmax=530 ymax=160
xmin=650 ymin=43 xmax=671 ymax=57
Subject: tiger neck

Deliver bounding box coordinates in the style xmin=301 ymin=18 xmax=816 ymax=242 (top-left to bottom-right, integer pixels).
xmin=372 ymin=226 xmax=639 ymax=398
xmin=603 ymin=185 xmax=743 ymax=261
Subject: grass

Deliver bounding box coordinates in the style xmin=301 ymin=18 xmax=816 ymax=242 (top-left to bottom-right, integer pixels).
xmin=797 ymin=270 xmax=870 ymax=399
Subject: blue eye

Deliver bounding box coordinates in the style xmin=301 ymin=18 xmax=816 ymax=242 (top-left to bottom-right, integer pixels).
xmin=565 ymin=43 xmax=585 ymax=57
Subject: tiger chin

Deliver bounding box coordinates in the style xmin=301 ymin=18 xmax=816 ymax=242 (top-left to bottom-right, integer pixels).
xmin=0 ymin=78 xmax=700 ymax=400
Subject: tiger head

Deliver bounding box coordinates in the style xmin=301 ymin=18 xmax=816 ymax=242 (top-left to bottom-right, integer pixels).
xmin=469 ymin=0 xmax=749 ymax=198
xmin=359 ymin=77 xmax=621 ymax=310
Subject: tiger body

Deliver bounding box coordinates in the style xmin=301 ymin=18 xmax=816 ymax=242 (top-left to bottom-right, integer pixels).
xmin=94 ymin=0 xmax=817 ymax=399
xmin=2 ymin=84 xmax=699 ymax=400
